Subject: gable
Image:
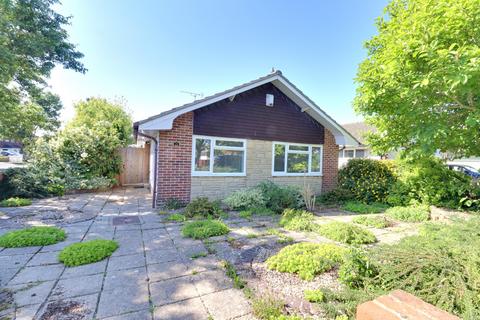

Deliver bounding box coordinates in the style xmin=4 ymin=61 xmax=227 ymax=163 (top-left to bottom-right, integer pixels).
xmin=193 ymin=83 xmax=324 ymax=144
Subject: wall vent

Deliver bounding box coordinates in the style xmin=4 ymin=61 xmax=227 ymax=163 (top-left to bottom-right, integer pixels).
xmin=266 ymin=94 xmax=274 ymax=107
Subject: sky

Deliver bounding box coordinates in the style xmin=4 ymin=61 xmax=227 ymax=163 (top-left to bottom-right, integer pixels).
xmin=49 ymin=0 xmax=389 ymax=125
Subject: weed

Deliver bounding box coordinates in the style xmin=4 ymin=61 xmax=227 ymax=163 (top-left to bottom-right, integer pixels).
xmin=342 ymin=201 xmax=389 ymax=214
xmin=385 ymin=206 xmax=430 ymax=222
xmin=352 ymin=215 xmax=392 ymax=228
xmin=221 ymin=260 xmax=246 ymax=289
xmin=246 ymin=233 xmax=258 ymax=239
xmin=239 ymin=210 xmax=252 ymax=219
xmin=316 ymin=222 xmax=376 ymax=244
xmin=0 ymin=197 xmax=32 ymax=207
xmin=164 ymin=198 xmax=184 ymax=210
xmin=251 ymin=295 xmax=284 ymax=319
xmin=182 ymin=220 xmax=230 ymax=239
xmin=190 ymin=252 xmax=208 ymax=259
xmin=166 ymin=213 xmax=186 ymax=222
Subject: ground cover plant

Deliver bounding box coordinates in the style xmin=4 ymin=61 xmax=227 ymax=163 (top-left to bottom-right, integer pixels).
xmin=184 ymin=197 xmax=224 ymax=218
xmin=0 ymin=197 xmax=32 ymax=207
xmin=352 ymin=215 xmax=392 ymax=228
xmin=0 ymin=226 xmax=66 ymax=247
xmin=166 ymin=213 xmax=186 ymax=222
xmin=342 ymin=201 xmax=388 ymax=214
xmin=182 ymin=220 xmax=230 ymax=239
xmin=223 ymin=188 xmax=266 ymax=210
xmin=279 ymin=209 xmax=316 ymax=232
xmin=385 ymin=206 xmax=429 ymax=222
xmin=59 ymin=239 xmax=118 ymax=267
xmin=316 ymin=222 xmax=376 ymax=244
xmin=266 ymin=242 xmax=346 ymax=280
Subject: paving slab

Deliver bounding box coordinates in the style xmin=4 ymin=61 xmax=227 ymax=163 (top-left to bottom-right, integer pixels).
xmin=111 ymin=239 xmax=144 ymax=257
xmin=26 ymin=251 xmax=61 ymax=266
xmin=150 ymin=276 xmax=198 ymax=306
xmin=184 ymin=255 xmax=220 ymax=272
xmin=9 ymin=264 xmax=64 ymax=285
xmin=96 ymin=285 xmax=150 ymax=319
xmin=39 ymin=293 xmax=98 ymax=320
xmin=103 ymin=267 xmax=148 ymax=291
xmin=145 ymin=248 xmax=180 ymax=265
xmin=52 ymin=273 xmax=103 ymax=298
xmin=101 ymin=309 xmax=152 ymax=320
xmin=192 ymin=269 xmax=233 ymax=295
xmin=9 ymin=280 xmax=56 ymax=307
xmin=147 ymin=261 xmax=189 ymax=282
xmin=107 ymin=253 xmax=145 ymax=271
xmin=15 ymin=303 xmax=41 ymax=320
xmin=202 ymin=288 xmax=252 ymax=320
xmin=0 ymin=246 xmax=41 ymax=256
xmin=61 ymin=260 xmax=107 ymax=279
xmin=153 ymin=297 xmax=209 ymax=320
xmin=0 ymin=253 xmax=32 ymax=269
xmin=1 ymin=267 xmax=20 ymax=286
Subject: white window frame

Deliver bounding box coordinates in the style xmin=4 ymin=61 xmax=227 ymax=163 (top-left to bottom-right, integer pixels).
xmin=339 ymin=148 xmax=367 ymax=159
xmin=271 ymin=142 xmax=323 ymax=176
xmin=192 ymin=135 xmax=247 ymax=176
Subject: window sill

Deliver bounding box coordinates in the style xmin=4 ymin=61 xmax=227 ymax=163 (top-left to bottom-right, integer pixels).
xmin=272 ymin=173 xmax=323 ymax=177
xmin=192 ymin=173 xmax=247 ymax=177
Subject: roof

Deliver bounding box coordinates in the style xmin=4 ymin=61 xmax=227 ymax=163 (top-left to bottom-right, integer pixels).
xmin=136 ymin=71 xmax=360 ymax=146
xmin=341 ymin=122 xmax=376 ymax=145
xmin=0 ymin=141 xmax=22 ymax=149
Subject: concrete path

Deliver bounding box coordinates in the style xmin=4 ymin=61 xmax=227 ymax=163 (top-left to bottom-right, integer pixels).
xmin=0 ymin=188 xmax=254 ymax=320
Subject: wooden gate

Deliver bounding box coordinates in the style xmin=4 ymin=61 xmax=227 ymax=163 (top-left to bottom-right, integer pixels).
xmin=118 ymin=145 xmax=150 ymax=186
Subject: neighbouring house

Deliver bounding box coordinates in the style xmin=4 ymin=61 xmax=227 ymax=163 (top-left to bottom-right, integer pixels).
xmin=134 ymin=71 xmax=359 ymax=206
xmin=0 ymin=140 xmax=22 ymax=154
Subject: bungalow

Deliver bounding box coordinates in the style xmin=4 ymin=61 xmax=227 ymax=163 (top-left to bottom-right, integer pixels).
xmin=134 ymin=71 xmax=359 ymax=206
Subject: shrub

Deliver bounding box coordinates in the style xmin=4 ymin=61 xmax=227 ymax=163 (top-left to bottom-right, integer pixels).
xmin=0 ymin=197 xmax=32 ymax=207
xmin=266 ymin=243 xmax=346 ymax=280
xmin=257 ymin=181 xmax=304 ymax=213
xmin=164 ymin=198 xmax=184 ymax=210
xmin=352 ymin=215 xmax=392 ymax=228
xmin=239 ymin=206 xmax=275 ymax=219
xmin=182 ymin=220 xmax=230 ymax=239
xmin=59 ymin=240 xmax=118 ymax=267
xmin=317 ymin=222 xmax=376 ymax=244
xmin=0 ymin=227 xmax=66 ymax=248
xmin=342 ymin=201 xmax=388 ymax=214
xmin=166 ymin=213 xmax=186 ymax=222
xmin=338 ymin=159 xmax=396 ymax=203
xmin=316 ymin=187 xmax=354 ymax=205
xmin=184 ymin=197 xmax=224 ymax=218
xmin=279 ymin=209 xmax=316 ymax=232
xmin=385 ymin=206 xmax=430 ymax=222
xmin=304 ymin=289 xmax=325 ymax=302
xmin=223 ymin=188 xmax=266 ymax=210
xmin=0 ymin=167 xmax=52 ymax=200
xmin=338 ymin=248 xmax=377 ymax=288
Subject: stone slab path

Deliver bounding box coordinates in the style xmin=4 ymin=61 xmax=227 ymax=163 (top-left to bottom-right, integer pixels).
xmin=0 ymin=188 xmax=254 ymax=320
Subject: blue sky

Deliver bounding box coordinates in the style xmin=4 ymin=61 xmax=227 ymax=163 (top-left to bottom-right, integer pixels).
xmin=49 ymin=0 xmax=388 ymax=124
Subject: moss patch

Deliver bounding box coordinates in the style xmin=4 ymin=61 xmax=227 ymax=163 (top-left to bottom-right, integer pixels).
xmin=0 ymin=227 xmax=66 ymax=248
xmin=59 ymin=240 xmax=118 ymax=267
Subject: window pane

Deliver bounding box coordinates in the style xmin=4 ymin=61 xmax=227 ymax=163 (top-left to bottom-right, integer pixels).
xmin=215 ymin=140 xmax=243 ymax=147
xmin=355 ymin=149 xmax=366 ymax=158
xmin=274 ymin=144 xmax=285 ymax=172
xmin=213 ymin=149 xmax=244 ymax=173
xmin=345 ymin=150 xmax=354 ymax=158
xmin=289 ymin=145 xmax=308 ymax=151
xmin=194 ymin=138 xmax=211 ymax=171
xmin=287 ymin=153 xmax=308 ymax=173
xmin=338 ymin=150 xmax=343 ymax=158
xmin=311 ymin=147 xmax=321 ymax=172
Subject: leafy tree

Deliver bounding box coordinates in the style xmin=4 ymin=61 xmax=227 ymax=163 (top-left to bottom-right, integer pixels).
xmin=67 ymin=98 xmax=133 ymax=146
xmin=0 ymin=0 xmax=85 ymax=142
xmin=354 ymin=0 xmax=480 ymax=157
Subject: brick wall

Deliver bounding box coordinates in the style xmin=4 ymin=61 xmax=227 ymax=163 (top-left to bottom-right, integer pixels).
xmin=157 ymin=112 xmax=193 ymax=204
xmin=321 ymin=129 xmax=339 ymax=192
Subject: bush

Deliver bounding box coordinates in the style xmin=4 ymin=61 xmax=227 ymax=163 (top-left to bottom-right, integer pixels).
xmin=0 ymin=227 xmax=66 ymax=247
xmin=338 ymin=159 xmax=396 ymax=203
xmin=342 ymin=201 xmax=389 ymax=214
xmin=184 ymin=197 xmax=224 ymax=218
xmin=385 ymin=206 xmax=430 ymax=222
xmin=316 ymin=187 xmax=354 ymax=205
xmin=317 ymin=222 xmax=377 ymax=244
xmin=166 ymin=213 xmax=186 ymax=222
xmin=0 ymin=167 xmax=53 ymax=200
xmin=279 ymin=209 xmax=316 ymax=232
xmin=0 ymin=197 xmax=32 ymax=207
xmin=257 ymin=181 xmax=304 ymax=213
xmin=182 ymin=220 xmax=230 ymax=239
xmin=223 ymin=188 xmax=266 ymax=210
xmin=352 ymin=215 xmax=392 ymax=228
xmin=164 ymin=198 xmax=184 ymax=210
xmin=266 ymin=242 xmax=346 ymax=280
xmin=338 ymin=248 xmax=377 ymax=288
xmin=59 ymin=240 xmax=118 ymax=267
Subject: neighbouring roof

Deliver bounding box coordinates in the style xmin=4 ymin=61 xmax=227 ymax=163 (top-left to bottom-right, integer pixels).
xmin=0 ymin=141 xmax=22 ymax=149
xmin=341 ymin=122 xmax=376 ymax=145
xmin=136 ymin=71 xmax=360 ymax=146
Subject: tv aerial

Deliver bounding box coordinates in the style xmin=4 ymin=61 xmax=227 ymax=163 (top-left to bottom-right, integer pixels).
xmin=181 ymin=90 xmax=204 ymax=101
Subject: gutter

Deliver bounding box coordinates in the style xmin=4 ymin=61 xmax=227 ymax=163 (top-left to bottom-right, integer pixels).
xmin=136 ymin=131 xmax=158 ymax=208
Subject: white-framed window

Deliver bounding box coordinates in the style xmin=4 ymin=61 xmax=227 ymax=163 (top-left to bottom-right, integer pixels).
xmin=192 ymin=135 xmax=246 ymax=176
xmin=339 ymin=148 xmax=367 ymax=159
xmin=272 ymin=142 xmax=323 ymax=176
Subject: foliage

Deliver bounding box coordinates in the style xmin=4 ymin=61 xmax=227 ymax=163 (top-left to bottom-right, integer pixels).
xmin=221 ymin=260 xmax=246 ymax=289
xmin=164 ymin=198 xmax=184 ymax=210
xmin=190 ymin=252 xmax=207 ymax=259
xmin=352 ymin=215 xmax=392 ymax=229
xmin=266 ymin=228 xmax=294 ymax=244
xmin=304 ymin=289 xmax=325 ymax=303
xmin=223 ymin=188 xmax=266 ymax=210
xmin=338 ymin=159 xmax=396 ymax=203
xmin=0 ymin=167 xmax=54 ymax=200
xmin=316 ymin=187 xmax=354 ymax=205
xmin=184 ymin=197 xmax=224 ymax=218
xmin=354 ymin=0 xmax=480 ymax=157
xmin=279 ymin=209 xmax=316 ymax=232
xmin=385 ymin=206 xmax=430 ymax=222
xmin=239 ymin=207 xmax=275 ymax=219
xmin=301 ymin=182 xmax=316 ymax=211
xmin=266 ymin=243 xmax=346 ymax=280
xmin=315 ymin=287 xmax=379 ymax=320
xmin=0 ymin=197 xmax=32 ymax=207
xmin=59 ymin=240 xmax=118 ymax=267
xmin=388 ymin=157 xmax=473 ymax=208
xmin=338 ymin=248 xmax=378 ymax=288
xmin=239 ymin=210 xmax=252 ymax=219
xmin=166 ymin=213 xmax=186 ymax=222
xmin=256 ymin=181 xmax=304 ymax=213
xmin=181 ymin=220 xmax=230 ymax=239
xmin=0 ymin=0 xmax=85 ymax=141
xmin=0 ymin=227 xmax=65 ymax=248
xmin=251 ymin=295 xmax=284 ymax=320
xmin=342 ymin=201 xmax=389 ymax=214
xmin=317 ymin=222 xmax=377 ymax=245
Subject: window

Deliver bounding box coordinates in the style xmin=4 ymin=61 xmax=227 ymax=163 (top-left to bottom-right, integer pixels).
xmin=344 ymin=150 xmax=354 ymax=158
xmin=355 ymin=149 xmax=366 ymax=158
xmin=192 ymin=136 xmax=246 ymax=176
xmin=272 ymin=142 xmax=323 ymax=176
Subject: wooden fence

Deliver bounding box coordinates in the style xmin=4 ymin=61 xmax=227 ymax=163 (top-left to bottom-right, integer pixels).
xmin=118 ymin=145 xmax=150 ymax=186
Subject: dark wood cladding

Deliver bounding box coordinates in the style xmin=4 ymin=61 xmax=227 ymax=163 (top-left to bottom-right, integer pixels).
xmin=193 ymin=83 xmax=324 ymax=144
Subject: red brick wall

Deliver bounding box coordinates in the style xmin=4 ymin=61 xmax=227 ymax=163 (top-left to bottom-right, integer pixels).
xmin=322 ymin=129 xmax=339 ymax=192
xmin=157 ymin=112 xmax=193 ymax=204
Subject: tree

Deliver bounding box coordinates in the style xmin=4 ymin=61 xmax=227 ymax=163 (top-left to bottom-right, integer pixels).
xmin=0 ymin=0 xmax=85 ymax=142
xmin=67 ymin=98 xmax=133 ymax=146
xmin=354 ymin=0 xmax=480 ymax=158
